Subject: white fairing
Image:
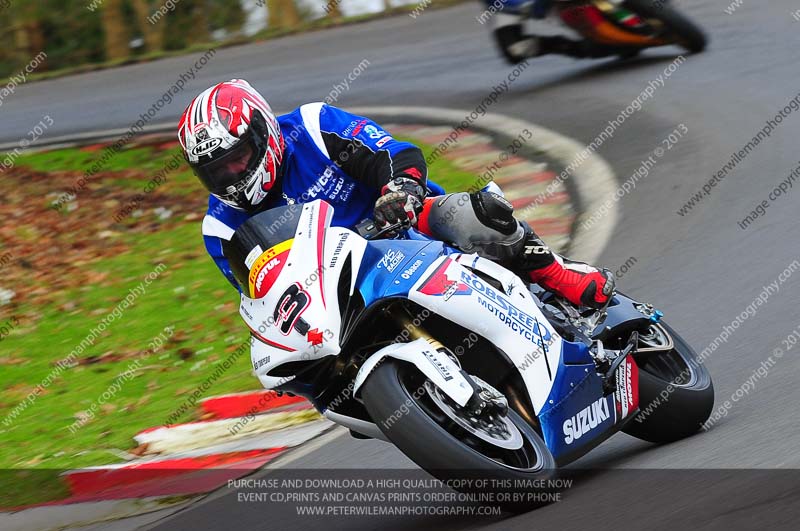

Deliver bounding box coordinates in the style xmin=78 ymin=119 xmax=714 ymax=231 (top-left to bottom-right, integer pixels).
xmin=408 ymin=254 xmax=563 ymax=414
xmin=239 ymin=201 xmax=561 ymax=416
xmin=352 ymin=338 xmax=475 ymax=407
xmin=240 ymin=201 xmax=367 ymax=389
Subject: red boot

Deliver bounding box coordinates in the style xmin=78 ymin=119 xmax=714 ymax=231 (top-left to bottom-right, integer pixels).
xmin=511 ymin=224 xmax=614 ymax=309
xmin=529 ymin=258 xmax=615 ymax=309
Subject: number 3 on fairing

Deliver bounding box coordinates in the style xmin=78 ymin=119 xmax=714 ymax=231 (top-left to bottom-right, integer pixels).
xmin=273 ymin=283 xmax=311 ymax=335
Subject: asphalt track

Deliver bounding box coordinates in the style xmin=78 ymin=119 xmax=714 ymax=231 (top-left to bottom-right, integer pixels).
xmin=4 ymin=1 xmax=800 ymax=529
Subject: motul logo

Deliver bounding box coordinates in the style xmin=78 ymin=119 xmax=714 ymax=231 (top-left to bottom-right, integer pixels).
xmin=563 ymin=397 xmax=610 ymax=445
xmin=255 ymin=258 xmax=281 ymax=293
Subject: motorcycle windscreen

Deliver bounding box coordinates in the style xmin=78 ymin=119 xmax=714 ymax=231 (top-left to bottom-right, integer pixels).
xmin=222 ymin=204 xmax=304 ymax=296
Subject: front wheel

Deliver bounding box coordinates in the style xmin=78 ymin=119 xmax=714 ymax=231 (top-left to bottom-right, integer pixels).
xmin=623 ymin=322 xmax=714 ymax=443
xmin=361 ymin=359 xmax=556 ymax=509
xmin=624 ymin=0 xmax=708 ymax=53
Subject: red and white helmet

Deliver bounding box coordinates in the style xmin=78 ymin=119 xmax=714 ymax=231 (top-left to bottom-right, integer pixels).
xmin=178 ymin=79 xmax=284 ymax=211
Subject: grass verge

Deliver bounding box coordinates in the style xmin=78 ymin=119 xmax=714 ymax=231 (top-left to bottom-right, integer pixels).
xmin=0 ymin=132 xmax=473 ymax=484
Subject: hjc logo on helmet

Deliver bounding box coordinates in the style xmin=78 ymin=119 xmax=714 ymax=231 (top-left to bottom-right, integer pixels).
xmin=191 ymin=136 xmax=223 ymax=157
xmin=189 ymin=125 xmax=223 ymax=157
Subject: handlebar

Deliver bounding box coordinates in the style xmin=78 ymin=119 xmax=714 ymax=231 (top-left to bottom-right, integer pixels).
xmin=356 ymin=218 xmax=410 ymax=240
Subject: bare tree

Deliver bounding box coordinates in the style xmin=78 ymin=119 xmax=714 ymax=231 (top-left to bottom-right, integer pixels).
xmin=7 ymin=2 xmax=47 ymax=66
xmin=102 ymin=0 xmax=130 ymax=60
xmin=267 ymin=0 xmax=301 ymax=30
xmin=188 ymin=1 xmax=211 ymax=43
xmin=131 ymin=0 xmax=164 ymax=52
xmin=326 ymin=1 xmax=343 ymax=20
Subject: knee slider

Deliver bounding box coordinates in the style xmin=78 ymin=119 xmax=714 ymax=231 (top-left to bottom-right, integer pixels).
xmin=470 ymin=191 xmax=518 ymax=235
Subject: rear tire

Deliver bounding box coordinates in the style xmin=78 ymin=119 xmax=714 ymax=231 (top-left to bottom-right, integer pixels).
xmin=623 ymin=322 xmax=714 ymax=443
xmin=624 ymin=0 xmax=708 ymax=53
xmin=361 ymin=359 xmax=557 ymax=509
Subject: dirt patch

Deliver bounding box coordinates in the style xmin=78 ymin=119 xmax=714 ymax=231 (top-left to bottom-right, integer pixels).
xmin=0 ymin=141 xmax=203 ymax=312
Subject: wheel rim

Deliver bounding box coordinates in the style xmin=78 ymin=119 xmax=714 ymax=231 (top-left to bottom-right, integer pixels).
xmin=637 ymin=324 xmax=699 ymax=387
xmin=423 ymin=380 xmax=524 ymax=450
xmin=397 ymin=368 xmax=548 ymax=472
xmin=638 ymin=322 xmax=674 ymax=351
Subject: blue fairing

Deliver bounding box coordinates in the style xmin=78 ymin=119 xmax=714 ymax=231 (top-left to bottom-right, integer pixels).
xmin=534 ymin=335 xmax=639 ymax=463
xmin=537 ymin=347 xmax=616 ymax=463
xmin=356 ymin=239 xmax=449 ymax=306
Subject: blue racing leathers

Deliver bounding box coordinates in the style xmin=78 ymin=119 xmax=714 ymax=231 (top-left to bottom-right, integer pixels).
xmin=201 ymin=103 xmax=434 ymax=291
xmin=199 ymin=102 xmax=615 ymax=310
xmin=481 ymin=0 xmax=552 ymax=18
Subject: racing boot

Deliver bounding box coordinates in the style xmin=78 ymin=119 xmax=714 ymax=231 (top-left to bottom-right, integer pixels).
xmin=493 ymin=21 xmax=582 ymax=64
xmin=511 ymin=224 xmax=615 ymax=309
xmin=494 ymin=22 xmax=639 ymax=63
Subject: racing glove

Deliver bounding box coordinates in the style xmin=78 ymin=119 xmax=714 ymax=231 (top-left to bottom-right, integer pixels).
xmin=373 ymin=177 xmax=426 ymax=229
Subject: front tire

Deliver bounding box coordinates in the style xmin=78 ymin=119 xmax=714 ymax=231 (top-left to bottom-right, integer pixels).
xmin=623 ymin=322 xmax=714 ymax=443
xmin=361 ymin=359 xmax=556 ymax=509
xmin=624 ymin=0 xmax=708 ymax=53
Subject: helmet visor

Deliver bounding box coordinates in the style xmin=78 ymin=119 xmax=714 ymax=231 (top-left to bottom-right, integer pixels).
xmin=193 ymin=138 xmax=261 ymax=194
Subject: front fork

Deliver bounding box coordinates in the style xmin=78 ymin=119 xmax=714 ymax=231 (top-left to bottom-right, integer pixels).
xmin=387 ymin=308 xmax=509 ymax=417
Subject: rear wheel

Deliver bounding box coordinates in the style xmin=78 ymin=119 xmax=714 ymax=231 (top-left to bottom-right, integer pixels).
xmin=361 ymin=359 xmax=557 ymax=509
xmin=623 ymin=322 xmax=714 ymax=443
xmin=624 ymin=0 xmax=708 ymax=53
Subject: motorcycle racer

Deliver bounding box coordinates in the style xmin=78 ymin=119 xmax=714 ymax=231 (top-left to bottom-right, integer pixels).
xmin=485 ymin=0 xmax=636 ymax=64
xmin=177 ymin=79 xmax=614 ymax=309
